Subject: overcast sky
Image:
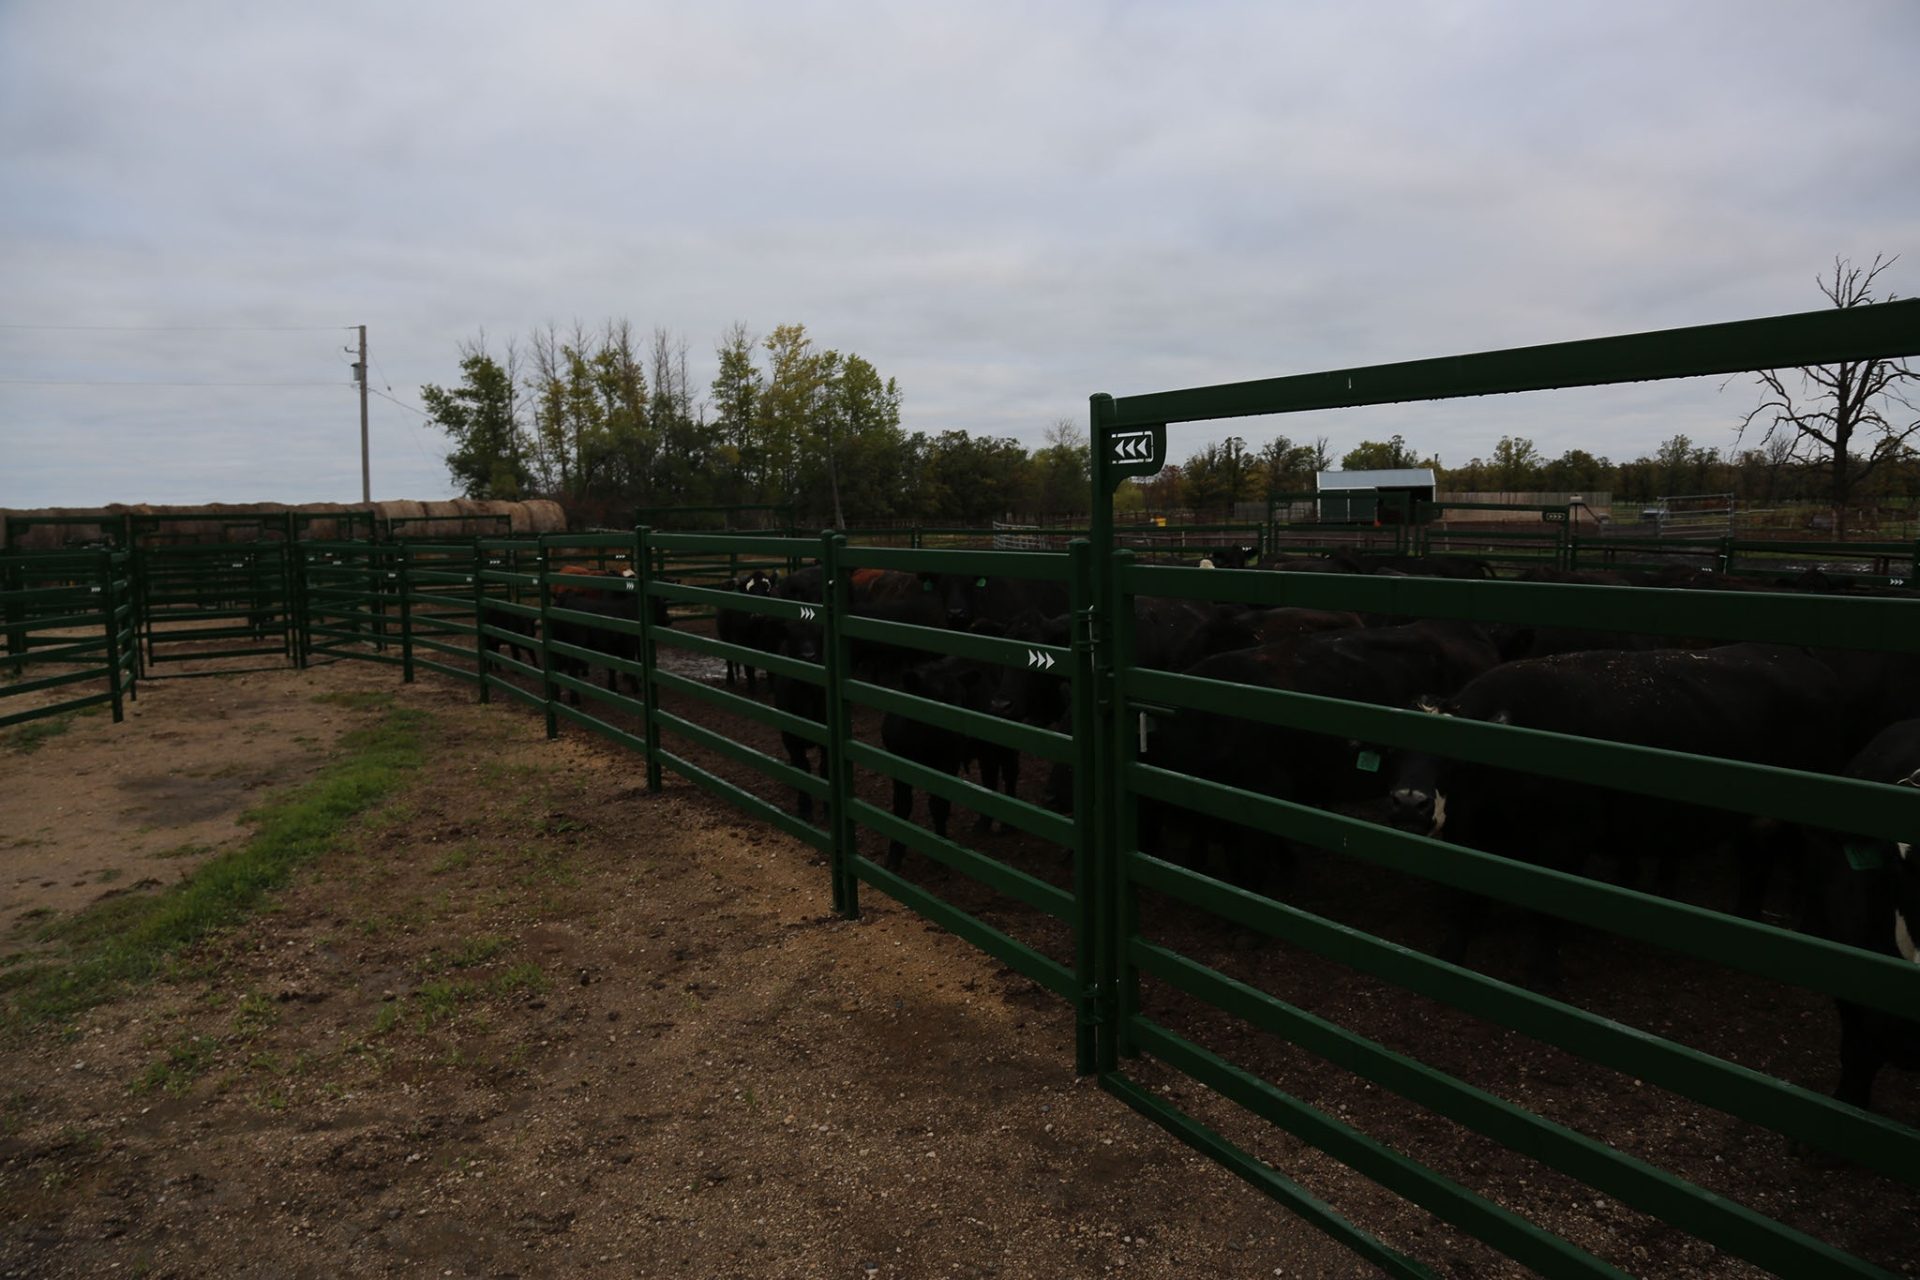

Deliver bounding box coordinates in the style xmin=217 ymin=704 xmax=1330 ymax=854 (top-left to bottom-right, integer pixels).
xmin=3 ymin=1 xmax=1916 ymax=508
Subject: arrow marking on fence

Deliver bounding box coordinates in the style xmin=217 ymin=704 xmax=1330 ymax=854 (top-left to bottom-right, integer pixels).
xmin=800 ymin=605 xmax=817 ymax=621
xmin=1111 ymin=430 xmax=1155 ymax=463
xmin=1027 ymin=649 xmax=1055 ymax=670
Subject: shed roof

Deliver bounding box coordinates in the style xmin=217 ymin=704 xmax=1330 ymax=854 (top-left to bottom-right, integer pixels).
xmin=1315 ymin=468 xmax=1436 ymax=491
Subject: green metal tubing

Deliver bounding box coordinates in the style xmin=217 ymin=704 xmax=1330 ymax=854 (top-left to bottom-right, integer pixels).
xmin=653 ymin=707 xmax=827 ymax=800
xmin=1100 ymin=1072 xmax=1438 ymax=1280
xmin=823 ymin=533 xmax=859 ymax=917
xmin=1123 ymin=849 xmax=1920 ymax=1180
xmin=850 ymin=853 xmax=1078 ymax=1000
xmin=1123 ymin=665 xmax=1920 ymax=845
xmin=841 ymin=614 xmax=1071 ymax=671
xmin=649 ymin=667 xmax=830 ymax=742
xmin=848 ymin=799 xmax=1075 ymax=920
xmin=654 ymin=745 xmax=833 ymax=852
xmin=1126 ymin=763 xmax=1919 ymax=1021
xmin=839 ymin=544 xmax=1072 ymax=580
xmin=1122 ymin=563 xmax=1920 ymax=652
xmin=843 ymin=739 xmax=1077 ymax=848
xmin=843 ymin=677 xmax=1075 ymax=765
xmin=1067 ymin=539 xmax=1100 ymax=1075
xmin=1106 ymin=299 xmax=1920 ymax=428
xmin=1133 ymin=944 xmax=1898 ymax=1277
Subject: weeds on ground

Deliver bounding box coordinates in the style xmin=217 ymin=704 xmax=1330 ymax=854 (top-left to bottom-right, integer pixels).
xmin=5 ymin=714 xmax=74 ymax=754
xmin=310 ymin=691 xmax=394 ymax=710
xmin=4 ymin=708 xmax=429 ymax=1031
xmin=132 ymin=1034 xmax=220 ymax=1095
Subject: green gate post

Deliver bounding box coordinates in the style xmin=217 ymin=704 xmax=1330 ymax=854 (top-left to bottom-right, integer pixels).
xmin=1108 ymin=548 xmax=1143 ymax=1062
xmin=397 ymin=545 xmax=415 ymax=683
xmin=635 ymin=528 xmax=663 ymax=793
xmin=821 ymin=531 xmax=859 ymax=917
xmin=471 ymin=542 xmax=490 ymax=704
xmin=1067 ymin=538 xmax=1099 ymax=1075
xmin=537 ymin=549 xmax=558 ymax=740
xmin=101 ymin=550 xmax=125 ymax=723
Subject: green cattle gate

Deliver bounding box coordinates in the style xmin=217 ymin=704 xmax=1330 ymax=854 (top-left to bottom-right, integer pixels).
xmin=0 ymin=549 xmax=137 ymax=728
xmin=1088 ymin=298 xmax=1920 ymax=1277
xmin=11 ymin=298 xmax=1920 ymax=1275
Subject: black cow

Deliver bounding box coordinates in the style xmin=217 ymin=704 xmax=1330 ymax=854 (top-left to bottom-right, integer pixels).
xmin=769 ymin=616 xmax=831 ymax=822
xmin=1800 ymin=718 xmax=1920 ymax=1110
xmin=1139 ymin=619 xmax=1501 ymax=889
xmin=717 ymin=569 xmax=778 ymax=694
xmin=1387 ymin=644 xmax=1856 ymax=989
xmin=879 ymin=639 xmax=1021 ymax=868
xmin=546 ymin=586 xmax=672 ymax=705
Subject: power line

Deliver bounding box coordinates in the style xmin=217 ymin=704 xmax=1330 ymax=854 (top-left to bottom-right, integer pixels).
xmin=369 ymin=386 xmax=431 ymax=418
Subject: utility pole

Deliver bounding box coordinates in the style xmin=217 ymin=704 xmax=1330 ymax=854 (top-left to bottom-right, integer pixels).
xmin=353 ymin=325 xmax=371 ymax=504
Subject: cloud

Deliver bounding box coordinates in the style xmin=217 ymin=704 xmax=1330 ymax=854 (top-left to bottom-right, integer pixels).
xmin=3 ymin=0 xmax=1917 ymax=506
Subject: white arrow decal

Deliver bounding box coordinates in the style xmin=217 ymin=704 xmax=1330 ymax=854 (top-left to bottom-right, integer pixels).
xmin=1111 ymin=430 xmax=1155 ymax=462
xmin=800 ymin=605 xmax=817 ymax=621
xmin=1027 ymin=649 xmax=1055 ymax=670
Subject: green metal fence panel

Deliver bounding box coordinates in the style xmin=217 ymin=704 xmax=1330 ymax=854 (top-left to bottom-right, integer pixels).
xmin=1083 ymin=297 xmax=1920 ymax=1278
xmin=0 ymin=550 xmax=136 ymax=728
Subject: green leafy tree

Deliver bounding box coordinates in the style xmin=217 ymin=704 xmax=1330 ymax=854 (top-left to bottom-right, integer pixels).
xmin=1339 ymin=435 xmax=1420 ymax=471
xmin=421 ymin=344 xmax=531 ymax=499
xmin=1030 ymin=419 xmax=1089 ymax=517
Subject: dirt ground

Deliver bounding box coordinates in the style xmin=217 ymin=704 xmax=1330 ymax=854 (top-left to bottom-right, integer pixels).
xmin=1 ymin=657 xmax=1362 ymax=1280
xmin=4 ymin=636 xmax=1915 ymax=1280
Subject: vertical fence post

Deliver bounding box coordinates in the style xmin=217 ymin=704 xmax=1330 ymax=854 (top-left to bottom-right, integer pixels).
xmin=537 ymin=545 xmax=558 ymax=740
xmin=1067 ymin=538 xmax=1098 ymax=1075
xmin=397 ymin=545 xmax=415 ymax=683
xmin=822 ymin=531 xmax=858 ymax=918
xmin=636 ymin=527 xmax=663 ymax=793
xmin=1107 ymin=547 xmax=1142 ymax=1062
xmin=471 ymin=541 xmax=491 ymax=704
xmin=101 ymin=550 xmax=125 ymax=723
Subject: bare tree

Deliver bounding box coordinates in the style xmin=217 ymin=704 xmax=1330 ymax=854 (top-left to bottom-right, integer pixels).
xmin=1739 ymin=255 xmax=1918 ymax=537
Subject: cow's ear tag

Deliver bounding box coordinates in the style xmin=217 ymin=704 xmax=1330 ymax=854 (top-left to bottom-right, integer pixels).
xmin=1845 ymin=841 xmax=1887 ymax=871
xmin=922 ymin=580 xmax=932 ymax=592
xmin=975 ymin=577 xmax=987 ymax=588
xmin=1355 ymin=750 xmax=1381 ymax=774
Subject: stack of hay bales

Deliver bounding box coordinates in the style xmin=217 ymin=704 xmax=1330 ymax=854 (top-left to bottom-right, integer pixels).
xmin=0 ymin=500 xmax=569 ymax=551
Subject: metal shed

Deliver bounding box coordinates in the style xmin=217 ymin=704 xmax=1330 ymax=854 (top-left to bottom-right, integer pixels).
xmin=1314 ymin=468 xmax=1437 ymax=522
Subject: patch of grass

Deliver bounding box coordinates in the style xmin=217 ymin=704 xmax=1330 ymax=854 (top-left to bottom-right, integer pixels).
xmin=371 ymin=1002 xmax=401 ymax=1036
xmin=413 ymin=980 xmax=475 ymax=1029
xmin=489 ymin=963 xmax=548 ymax=997
xmin=231 ymin=992 xmax=277 ymax=1041
xmin=429 ymin=843 xmax=480 ymax=874
xmin=95 ymin=868 xmax=122 ymax=884
xmin=4 ymin=708 xmax=429 ymax=1031
xmin=310 ymin=691 xmax=394 ymax=710
xmin=426 ymin=935 xmax=510 ymax=973
xmin=152 ymin=841 xmax=214 ymax=861
xmin=5 ymin=714 xmax=74 ymax=754
xmin=133 ymin=1034 xmax=219 ymax=1095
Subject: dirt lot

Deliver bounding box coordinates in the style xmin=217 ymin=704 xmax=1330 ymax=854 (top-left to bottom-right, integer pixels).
xmin=1 ymin=657 xmax=1362 ymax=1280
xmin=4 ymin=637 xmax=1915 ymax=1280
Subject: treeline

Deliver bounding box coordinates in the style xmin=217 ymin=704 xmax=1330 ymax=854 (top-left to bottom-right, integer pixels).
xmin=425 ymin=325 xmax=1914 ymax=527
xmin=1134 ymin=432 xmax=1920 ymax=516
xmin=422 ymin=320 xmax=1089 ymax=527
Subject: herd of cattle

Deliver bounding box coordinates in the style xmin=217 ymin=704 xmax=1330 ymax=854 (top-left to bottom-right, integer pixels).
xmin=499 ymin=551 xmax=1919 ymax=1114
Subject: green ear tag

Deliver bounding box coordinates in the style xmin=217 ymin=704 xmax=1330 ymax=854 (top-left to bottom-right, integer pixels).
xmin=1355 ymin=750 xmax=1381 ymax=773
xmin=922 ymin=580 xmax=932 ymax=592
xmin=975 ymin=577 xmax=987 ymax=588
xmin=1845 ymin=841 xmax=1887 ymax=871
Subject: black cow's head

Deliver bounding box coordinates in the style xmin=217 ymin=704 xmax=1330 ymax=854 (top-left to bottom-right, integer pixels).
xmin=917 ymin=572 xmax=988 ymax=629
